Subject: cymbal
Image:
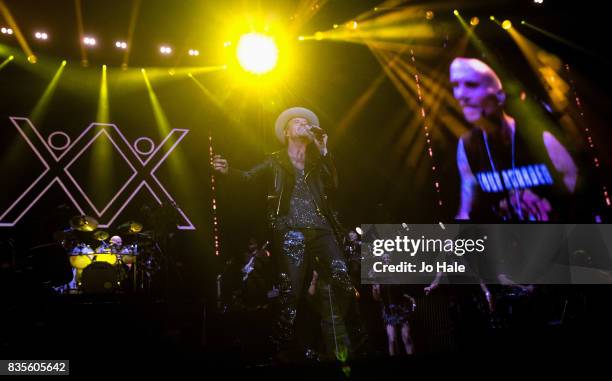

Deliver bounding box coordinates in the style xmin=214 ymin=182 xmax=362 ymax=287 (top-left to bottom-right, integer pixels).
xmin=117 ymin=221 xmax=143 ymax=234
xmin=92 ymin=230 xmax=110 ymax=241
xmin=69 ymin=215 xmax=99 ymax=232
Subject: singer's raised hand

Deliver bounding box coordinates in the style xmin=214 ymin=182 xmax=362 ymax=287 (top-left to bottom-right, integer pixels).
xmin=212 ymin=154 xmax=229 ymax=174
xmin=308 ymin=125 xmax=328 ymax=156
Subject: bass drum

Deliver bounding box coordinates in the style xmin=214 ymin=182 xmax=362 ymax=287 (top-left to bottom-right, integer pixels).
xmin=80 ymin=262 xmax=121 ymax=293
xmin=69 ymin=244 xmax=94 ymax=270
xmin=92 ymin=253 xmax=118 ymax=266
xmin=118 ymin=244 xmax=138 ymax=265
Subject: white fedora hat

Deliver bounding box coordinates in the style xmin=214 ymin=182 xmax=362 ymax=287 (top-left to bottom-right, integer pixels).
xmin=274 ymin=107 xmax=319 ymax=144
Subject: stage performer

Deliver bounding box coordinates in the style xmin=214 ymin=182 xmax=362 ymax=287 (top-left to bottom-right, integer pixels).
xmin=213 ymin=107 xmax=359 ymax=362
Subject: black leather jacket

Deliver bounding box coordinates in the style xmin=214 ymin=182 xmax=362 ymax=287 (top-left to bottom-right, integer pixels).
xmin=229 ymin=147 xmax=344 ymax=238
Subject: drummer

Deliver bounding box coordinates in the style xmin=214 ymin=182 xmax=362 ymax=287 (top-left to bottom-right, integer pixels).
xmin=95 ymin=235 xmax=122 ymax=253
xmin=109 ymin=235 xmax=123 ymax=250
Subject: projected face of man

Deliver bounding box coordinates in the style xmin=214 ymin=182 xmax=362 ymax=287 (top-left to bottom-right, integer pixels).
xmin=450 ymin=58 xmax=504 ymax=124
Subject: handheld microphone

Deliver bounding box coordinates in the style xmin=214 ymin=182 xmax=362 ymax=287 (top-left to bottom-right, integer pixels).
xmin=309 ymin=125 xmax=325 ymax=137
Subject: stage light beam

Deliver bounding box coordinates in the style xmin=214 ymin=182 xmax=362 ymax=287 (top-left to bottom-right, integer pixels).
xmin=236 ymin=32 xmax=278 ymax=74
xmin=97 ymin=64 xmax=109 ymax=123
xmin=122 ymin=0 xmax=141 ymax=69
xmin=74 ymin=0 xmax=88 ymax=66
xmin=92 ymin=63 xmax=113 ymax=196
xmin=521 ymin=20 xmax=603 ymax=60
xmin=141 ymin=68 xmax=191 ymax=192
xmin=0 ymin=54 xmax=13 ymax=71
xmin=0 ymin=1 xmax=35 ymax=62
xmin=30 ymin=60 xmax=67 ymax=124
xmin=141 ymin=68 xmax=170 ymax=135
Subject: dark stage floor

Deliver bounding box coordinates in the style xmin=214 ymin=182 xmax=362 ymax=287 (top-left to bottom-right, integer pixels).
xmin=2 ymin=286 xmax=611 ymax=376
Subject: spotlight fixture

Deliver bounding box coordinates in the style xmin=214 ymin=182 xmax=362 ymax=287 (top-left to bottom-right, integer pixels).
xmin=502 ymin=20 xmax=512 ymax=30
xmin=34 ymin=31 xmax=49 ymax=40
xmin=236 ymin=33 xmax=278 ymax=74
xmin=470 ymin=17 xmax=480 ymax=26
xmin=160 ymin=45 xmax=172 ymax=55
xmin=188 ymin=49 xmax=199 ymax=56
xmin=115 ymin=40 xmax=127 ymax=49
xmin=425 ymin=11 xmax=434 ymax=20
xmin=83 ymin=36 xmax=97 ymax=46
xmin=1 ymin=27 xmax=13 ymax=35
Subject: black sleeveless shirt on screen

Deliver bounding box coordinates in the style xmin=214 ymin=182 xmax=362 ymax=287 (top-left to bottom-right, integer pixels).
xmin=460 ymin=127 xmax=570 ymax=222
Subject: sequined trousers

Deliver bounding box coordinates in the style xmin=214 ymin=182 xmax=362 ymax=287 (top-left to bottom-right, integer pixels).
xmin=273 ymin=228 xmax=358 ymax=361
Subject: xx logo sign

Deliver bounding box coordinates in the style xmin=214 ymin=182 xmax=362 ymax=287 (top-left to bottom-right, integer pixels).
xmin=0 ymin=117 xmax=195 ymax=230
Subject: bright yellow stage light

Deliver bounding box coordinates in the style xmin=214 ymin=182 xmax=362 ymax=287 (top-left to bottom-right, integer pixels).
xmin=470 ymin=17 xmax=480 ymax=26
xmin=236 ymin=32 xmax=278 ymax=74
xmin=502 ymin=20 xmax=512 ymax=30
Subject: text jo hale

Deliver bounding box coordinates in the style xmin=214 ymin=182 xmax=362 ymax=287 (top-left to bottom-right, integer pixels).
xmin=372 ymin=261 xmax=466 ymax=273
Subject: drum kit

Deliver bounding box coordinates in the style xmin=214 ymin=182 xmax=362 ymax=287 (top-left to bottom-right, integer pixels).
xmin=56 ymin=215 xmax=154 ymax=294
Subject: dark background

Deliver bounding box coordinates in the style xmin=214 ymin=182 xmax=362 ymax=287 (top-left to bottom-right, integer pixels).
xmin=0 ymin=0 xmax=610 ymax=296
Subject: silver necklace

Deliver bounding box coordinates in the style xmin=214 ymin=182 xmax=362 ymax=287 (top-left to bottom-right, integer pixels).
xmin=482 ymin=127 xmax=524 ymax=220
